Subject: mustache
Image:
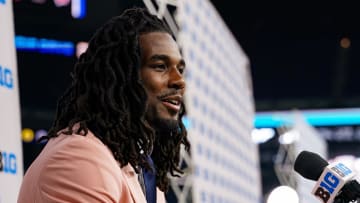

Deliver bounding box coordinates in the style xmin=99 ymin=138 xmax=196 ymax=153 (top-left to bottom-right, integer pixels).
xmin=157 ymin=90 xmax=183 ymax=101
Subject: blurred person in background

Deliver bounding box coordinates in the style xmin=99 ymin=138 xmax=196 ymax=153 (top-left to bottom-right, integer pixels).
xmin=17 ymin=7 xmax=190 ymax=203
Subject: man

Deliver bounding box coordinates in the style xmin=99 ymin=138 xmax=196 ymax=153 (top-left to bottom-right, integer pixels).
xmin=17 ymin=7 xmax=190 ymax=203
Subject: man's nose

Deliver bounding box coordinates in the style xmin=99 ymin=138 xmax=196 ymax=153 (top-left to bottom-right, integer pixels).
xmin=168 ymin=66 xmax=185 ymax=90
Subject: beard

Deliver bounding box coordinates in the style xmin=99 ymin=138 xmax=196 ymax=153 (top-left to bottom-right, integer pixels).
xmin=150 ymin=117 xmax=184 ymax=177
xmin=149 ymin=117 xmax=180 ymax=135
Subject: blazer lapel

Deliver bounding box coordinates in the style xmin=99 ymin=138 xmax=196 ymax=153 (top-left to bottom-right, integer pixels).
xmin=122 ymin=164 xmax=147 ymax=203
xmin=156 ymin=188 xmax=166 ymax=203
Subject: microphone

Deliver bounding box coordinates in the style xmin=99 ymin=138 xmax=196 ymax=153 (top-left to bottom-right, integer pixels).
xmin=294 ymin=151 xmax=360 ymax=203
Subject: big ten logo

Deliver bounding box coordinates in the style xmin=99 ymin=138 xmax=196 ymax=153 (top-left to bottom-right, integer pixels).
xmin=0 ymin=150 xmax=17 ymax=174
xmin=331 ymin=163 xmax=352 ymax=177
xmin=314 ymin=162 xmax=353 ymax=203
xmin=314 ymin=171 xmax=340 ymax=203
xmin=0 ymin=65 xmax=13 ymax=89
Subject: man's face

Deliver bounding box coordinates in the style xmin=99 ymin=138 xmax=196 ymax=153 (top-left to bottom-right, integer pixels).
xmin=139 ymin=32 xmax=186 ymax=130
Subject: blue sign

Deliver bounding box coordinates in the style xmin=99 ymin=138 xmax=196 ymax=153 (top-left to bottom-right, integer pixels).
xmin=0 ymin=65 xmax=13 ymax=89
xmin=0 ymin=0 xmax=5 ymax=5
xmin=0 ymin=150 xmax=17 ymax=174
xmin=15 ymin=35 xmax=74 ymax=56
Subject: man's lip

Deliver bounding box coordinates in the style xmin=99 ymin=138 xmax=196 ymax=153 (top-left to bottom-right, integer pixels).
xmin=161 ymin=100 xmax=181 ymax=112
xmin=160 ymin=95 xmax=182 ymax=112
xmin=160 ymin=95 xmax=183 ymax=103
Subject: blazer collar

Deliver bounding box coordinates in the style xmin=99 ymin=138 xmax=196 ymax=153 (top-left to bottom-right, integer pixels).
xmin=122 ymin=164 xmax=147 ymax=203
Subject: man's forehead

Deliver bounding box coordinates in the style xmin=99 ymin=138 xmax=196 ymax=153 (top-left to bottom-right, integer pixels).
xmin=140 ymin=32 xmax=178 ymax=47
xmin=139 ymin=32 xmax=182 ymax=59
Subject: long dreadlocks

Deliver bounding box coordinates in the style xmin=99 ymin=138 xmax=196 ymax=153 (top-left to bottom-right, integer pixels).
xmin=45 ymin=7 xmax=190 ymax=191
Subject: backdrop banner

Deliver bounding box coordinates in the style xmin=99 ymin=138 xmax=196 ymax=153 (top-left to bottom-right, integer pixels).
xmin=0 ymin=1 xmax=24 ymax=202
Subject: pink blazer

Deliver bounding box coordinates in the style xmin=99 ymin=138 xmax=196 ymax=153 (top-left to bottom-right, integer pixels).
xmin=17 ymin=130 xmax=166 ymax=203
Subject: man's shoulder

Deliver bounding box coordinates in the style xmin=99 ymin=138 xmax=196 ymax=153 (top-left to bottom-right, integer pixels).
xmin=19 ymin=130 xmax=126 ymax=203
xmin=43 ymin=130 xmax=114 ymax=163
xmin=36 ymin=131 xmax=125 ymax=188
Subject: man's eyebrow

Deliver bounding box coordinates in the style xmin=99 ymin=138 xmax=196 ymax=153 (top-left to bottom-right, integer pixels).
xmin=149 ymin=54 xmax=170 ymax=61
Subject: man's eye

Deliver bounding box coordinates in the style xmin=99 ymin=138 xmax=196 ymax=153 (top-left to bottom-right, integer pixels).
xmin=152 ymin=64 xmax=167 ymax=70
xmin=178 ymin=67 xmax=185 ymax=74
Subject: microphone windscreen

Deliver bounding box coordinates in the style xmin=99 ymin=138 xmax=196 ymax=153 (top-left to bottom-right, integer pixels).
xmin=294 ymin=151 xmax=329 ymax=181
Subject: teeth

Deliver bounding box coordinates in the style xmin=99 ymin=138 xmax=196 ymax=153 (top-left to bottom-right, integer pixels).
xmin=165 ymin=99 xmax=178 ymax=105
